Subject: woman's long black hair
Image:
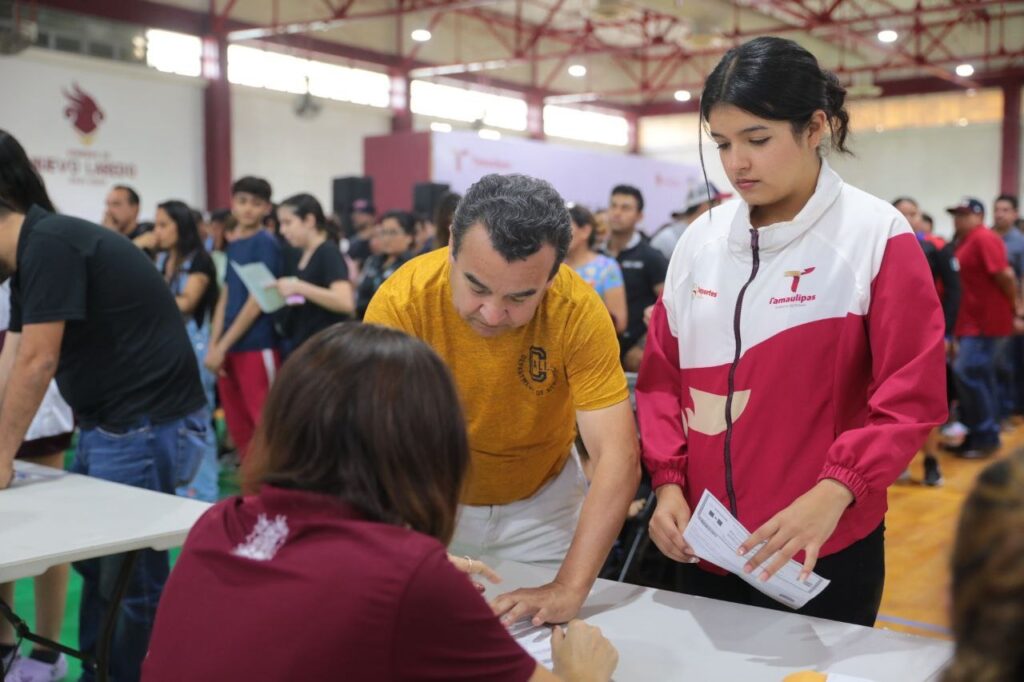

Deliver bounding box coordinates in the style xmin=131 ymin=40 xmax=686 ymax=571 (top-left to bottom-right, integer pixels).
xmin=0 ymin=129 xmax=55 ymax=214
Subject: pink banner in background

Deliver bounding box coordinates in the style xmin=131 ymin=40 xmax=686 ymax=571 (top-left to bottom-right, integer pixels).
xmin=431 ymin=131 xmax=702 ymax=234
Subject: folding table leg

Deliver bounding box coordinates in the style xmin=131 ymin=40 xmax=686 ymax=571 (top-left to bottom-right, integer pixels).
xmin=0 ymin=596 xmax=89 ymax=672
xmin=95 ymin=550 xmax=139 ymax=682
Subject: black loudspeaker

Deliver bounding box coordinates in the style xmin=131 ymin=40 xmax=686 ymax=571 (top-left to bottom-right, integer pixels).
xmin=332 ymin=176 xmax=374 ymax=216
xmin=413 ymin=182 xmax=450 ymax=221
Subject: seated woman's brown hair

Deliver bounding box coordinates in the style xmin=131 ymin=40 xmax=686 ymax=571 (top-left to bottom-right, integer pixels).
xmin=244 ymin=322 xmax=469 ymax=544
xmin=944 ymin=450 xmax=1024 ymax=682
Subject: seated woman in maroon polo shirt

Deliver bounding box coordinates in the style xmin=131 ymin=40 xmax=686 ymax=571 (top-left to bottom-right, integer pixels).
xmin=142 ymin=323 xmax=618 ymax=682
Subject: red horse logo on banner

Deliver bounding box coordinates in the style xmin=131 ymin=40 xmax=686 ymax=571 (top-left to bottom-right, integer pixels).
xmin=63 ymin=83 xmax=105 ymax=145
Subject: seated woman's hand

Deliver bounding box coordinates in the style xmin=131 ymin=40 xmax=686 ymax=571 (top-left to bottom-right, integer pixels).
xmin=448 ymin=554 xmax=502 ymax=593
xmin=552 ymin=620 xmax=618 ymax=682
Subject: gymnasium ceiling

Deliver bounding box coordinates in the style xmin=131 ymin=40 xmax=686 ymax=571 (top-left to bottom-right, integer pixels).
xmin=31 ymin=0 xmax=1024 ymax=111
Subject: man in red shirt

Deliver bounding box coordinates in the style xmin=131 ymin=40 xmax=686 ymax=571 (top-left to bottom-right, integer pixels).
xmin=949 ymin=197 xmax=1016 ymax=458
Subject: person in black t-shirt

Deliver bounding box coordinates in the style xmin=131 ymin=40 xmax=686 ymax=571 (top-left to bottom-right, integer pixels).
xmin=153 ymin=200 xmax=221 ymax=503
xmin=0 ymin=131 xmax=209 ymax=681
xmin=271 ymin=194 xmax=354 ymax=352
xmin=604 ymin=184 xmax=668 ymax=371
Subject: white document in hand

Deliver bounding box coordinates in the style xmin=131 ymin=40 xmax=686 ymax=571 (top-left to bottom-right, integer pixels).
xmin=230 ymin=261 xmax=285 ymax=313
xmin=683 ymin=489 xmax=830 ymax=609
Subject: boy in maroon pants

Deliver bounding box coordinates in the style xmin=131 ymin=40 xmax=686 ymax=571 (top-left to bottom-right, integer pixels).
xmin=205 ymin=177 xmax=281 ymax=460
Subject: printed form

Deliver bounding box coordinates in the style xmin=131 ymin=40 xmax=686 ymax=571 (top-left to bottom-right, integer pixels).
xmin=683 ymin=489 xmax=830 ymax=609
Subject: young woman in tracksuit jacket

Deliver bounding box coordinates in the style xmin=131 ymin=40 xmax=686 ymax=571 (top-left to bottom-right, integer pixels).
xmin=636 ymin=37 xmax=947 ymax=626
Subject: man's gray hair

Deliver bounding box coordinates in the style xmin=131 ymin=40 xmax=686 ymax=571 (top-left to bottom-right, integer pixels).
xmin=451 ymin=174 xmax=571 ymax=278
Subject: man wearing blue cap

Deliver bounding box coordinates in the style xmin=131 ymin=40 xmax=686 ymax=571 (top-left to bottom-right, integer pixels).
xmin=947 ymin=197 xmax=1015 ymax=458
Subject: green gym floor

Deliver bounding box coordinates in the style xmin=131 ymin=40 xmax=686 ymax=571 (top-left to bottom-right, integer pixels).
xmin=8 ymin=427 xmax=239 ymax=681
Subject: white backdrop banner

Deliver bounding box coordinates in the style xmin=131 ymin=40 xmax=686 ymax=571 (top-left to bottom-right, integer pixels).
xmin=0 ymin=49 xmax=205 ymax=221
xmin=431 ymin=131 xmax=702 ymax=233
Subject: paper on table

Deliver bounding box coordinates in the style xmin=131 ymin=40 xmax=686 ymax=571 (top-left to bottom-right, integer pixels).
xmin=230 ymin=261 xmax=284 ymax=313
xmin=12 ymin=468 xmax=66 ymax=486
xmin=683 ymin=489 xmax=830 ymax=610
xmin=508 ymin=619 xmax=553 ymax=669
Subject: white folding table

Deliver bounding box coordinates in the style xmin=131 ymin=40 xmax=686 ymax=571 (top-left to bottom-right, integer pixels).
xmin=485 ymin=558 xmax=954 ymax=682
xmin=0 ymin=461 xmax=211 ymax=681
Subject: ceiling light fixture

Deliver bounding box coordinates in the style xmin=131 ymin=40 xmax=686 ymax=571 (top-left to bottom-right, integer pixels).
xmin=411 ymin=29 xmax=432 ymax=42
xmin=568 ymin=64 xmax=587 ymax=78
xmin=955 ymin=63 xmax=975 ymax=77
xmin=877 ymin=29 xmax=898 ymax=43
xmin=673 ymin=90 xmax=691 ymax=102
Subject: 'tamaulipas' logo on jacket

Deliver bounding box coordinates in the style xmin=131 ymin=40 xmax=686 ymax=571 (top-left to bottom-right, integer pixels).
xmin=785 ymin=267 xmax=815 ymax=292
xmin=772 ymin=267 xmax=817 ymax=305
xmin=770 ymin=293 xmax=817 ymax=305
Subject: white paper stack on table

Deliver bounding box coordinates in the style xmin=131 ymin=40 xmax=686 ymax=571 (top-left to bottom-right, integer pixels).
xmin=508 ymin=620 xmax=553 ymax=669
xmin=683 ymin=489 xmax=830 ymax=609
xmin=230 ymin=261 xmax=284 ymax=313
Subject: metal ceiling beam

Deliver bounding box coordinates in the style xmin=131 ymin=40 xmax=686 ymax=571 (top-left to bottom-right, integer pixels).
xmin=29 ymin=0 xmax=1024 ymax=108
xmin=636 ymin=65 xmax=1024 ymax=116
xmin=226 ymin=0 xmax=507 ymax=41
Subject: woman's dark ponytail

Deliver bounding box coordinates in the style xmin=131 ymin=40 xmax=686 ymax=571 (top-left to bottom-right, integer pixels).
xmin=823 ymin=71 xmax=851 ymax=154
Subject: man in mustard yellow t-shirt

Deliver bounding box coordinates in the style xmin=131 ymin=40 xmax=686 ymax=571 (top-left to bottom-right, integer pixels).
xmin=365 ymin=174 xmax=640 ymax=627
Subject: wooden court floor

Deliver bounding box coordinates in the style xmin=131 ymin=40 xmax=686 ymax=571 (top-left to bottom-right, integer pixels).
xmin=876 ymin=422 xmax=1024 ymax=640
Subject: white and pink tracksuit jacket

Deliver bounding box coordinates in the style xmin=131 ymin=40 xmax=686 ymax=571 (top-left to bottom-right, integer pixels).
xmin=636 ymin=161 xmax=947 ymax=564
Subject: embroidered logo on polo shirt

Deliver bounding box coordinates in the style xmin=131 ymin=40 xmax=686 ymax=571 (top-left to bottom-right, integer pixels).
xmin=517 ymin=345 xmax=560 ymax=397
xmin=233 ymin=514 xmax=289 ymax=561
xmin=621 ymin=260 xmax=645 ymax=270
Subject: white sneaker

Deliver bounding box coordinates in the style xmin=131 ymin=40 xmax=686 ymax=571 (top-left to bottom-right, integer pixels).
xmin=6 ymin=654 xmax=68 ymax=682
xmin=941 ymin=421 xmax=968 ymax=439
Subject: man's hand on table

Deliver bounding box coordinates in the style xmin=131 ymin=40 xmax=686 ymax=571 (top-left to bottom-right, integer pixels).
xmin=491 ymin=579 xmax=589 ymax=627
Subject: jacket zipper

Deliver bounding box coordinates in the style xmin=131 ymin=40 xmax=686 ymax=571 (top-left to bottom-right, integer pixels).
xmin=723 ymin=228 xmax=760 ymax=517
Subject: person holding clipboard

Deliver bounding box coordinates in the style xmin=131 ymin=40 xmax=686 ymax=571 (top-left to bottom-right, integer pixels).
xmin=204 ymin=176 xmax=281 ymax=462
xmin=268 ymin=193 xmax=354 ymax=354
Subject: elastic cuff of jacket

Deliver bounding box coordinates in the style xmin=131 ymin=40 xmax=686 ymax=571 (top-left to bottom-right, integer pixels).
xmin=818 ymin=464 xmax=870 ymax=505
xmin=650 ymin=466 xmax=687 ymax=491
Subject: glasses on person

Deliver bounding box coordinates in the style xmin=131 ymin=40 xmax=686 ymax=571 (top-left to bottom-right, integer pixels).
xmin=375 ymin=228 xmax=404 ymax=237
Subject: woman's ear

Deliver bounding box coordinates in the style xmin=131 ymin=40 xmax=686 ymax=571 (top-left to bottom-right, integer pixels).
xmin=806 ymin=110 xmax=828 ymax=149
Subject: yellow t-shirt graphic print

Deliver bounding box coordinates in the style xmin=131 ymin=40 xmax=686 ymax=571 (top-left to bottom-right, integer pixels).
xmin=365 ymin=248 xmax=628 ymax=505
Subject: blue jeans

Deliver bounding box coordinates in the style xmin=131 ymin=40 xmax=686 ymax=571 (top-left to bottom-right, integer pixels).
xmin=954 ymin=336 xmax=1003 ymax=448
xmin=72 ymin=409 xmax=208 ymax=682
xmin=175 ymin=319 xmax=219 ymax=503
xmin=995 ymin=335 xmax=1024 ymax=418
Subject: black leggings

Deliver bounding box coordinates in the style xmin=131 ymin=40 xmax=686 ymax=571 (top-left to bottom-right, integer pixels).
xmin=677 ymin=523 xmax=886 ymax=626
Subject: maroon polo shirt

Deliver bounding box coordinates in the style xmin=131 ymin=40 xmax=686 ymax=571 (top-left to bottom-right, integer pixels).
xmin=142 ymin=486 xmax=536 ymax=681
xmin=954 ymin=226 xmax=1014 ymax=337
